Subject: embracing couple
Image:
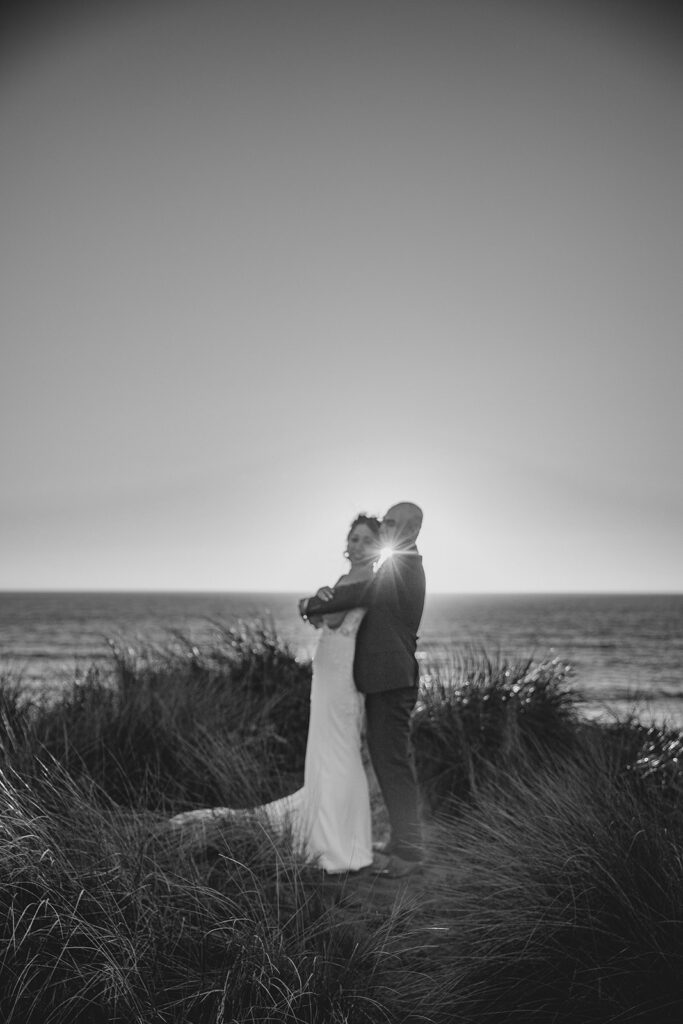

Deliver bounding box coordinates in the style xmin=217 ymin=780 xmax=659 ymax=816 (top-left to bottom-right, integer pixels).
xmin=172 ymin=501 xmax=425 ymax=880
xmin=296 ymin=500 xmax=425 ymax=879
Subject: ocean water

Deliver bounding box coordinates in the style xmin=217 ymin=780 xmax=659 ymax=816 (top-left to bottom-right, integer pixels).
xmin=1 ymin=591 xmax=682 ymax=728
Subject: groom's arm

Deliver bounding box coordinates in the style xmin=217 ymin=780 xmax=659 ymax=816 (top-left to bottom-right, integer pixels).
xmin=299 ymin=578 xmax=373 ymax=620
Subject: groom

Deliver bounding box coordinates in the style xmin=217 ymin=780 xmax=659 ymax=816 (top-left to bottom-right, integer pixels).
xmin=299 ymin=502 xmax=426 ymax=878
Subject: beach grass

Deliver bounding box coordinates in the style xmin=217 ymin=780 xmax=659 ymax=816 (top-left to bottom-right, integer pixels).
xmin=1 ymin=623 xmax=682 ymax=1022
xmin=2 ymin=621 xmax=312 ymax=811
xmin=411 ymin=647 xmax=580 ymax=812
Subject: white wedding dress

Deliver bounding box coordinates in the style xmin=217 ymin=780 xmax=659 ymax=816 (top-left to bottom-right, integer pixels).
xmin=170 ymin=607 xmax=373 ymax=874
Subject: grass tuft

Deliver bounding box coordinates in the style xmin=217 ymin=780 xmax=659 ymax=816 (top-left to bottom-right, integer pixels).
xmin=412 ymin=648 xmax=579 ymax=812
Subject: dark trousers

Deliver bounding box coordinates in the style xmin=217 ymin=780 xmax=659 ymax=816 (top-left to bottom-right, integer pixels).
xmin=365 ymin=687 xmax=422 ymax=861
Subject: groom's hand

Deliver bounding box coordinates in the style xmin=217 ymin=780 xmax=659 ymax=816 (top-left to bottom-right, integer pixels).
xmin=299 ymin=586 xmax=334 ymax=620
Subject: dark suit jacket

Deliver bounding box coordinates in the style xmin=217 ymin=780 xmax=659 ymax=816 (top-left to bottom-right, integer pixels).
xmin=302 ymin=547 xmax=426 ymax=694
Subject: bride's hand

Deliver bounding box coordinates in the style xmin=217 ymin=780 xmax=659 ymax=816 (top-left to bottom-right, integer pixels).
xmin=316 ymin=586 xmax=334 ymax=601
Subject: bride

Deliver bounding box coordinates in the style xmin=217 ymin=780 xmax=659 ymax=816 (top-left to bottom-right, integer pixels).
xmin=170 ymin=514 xmax=381 ymax=874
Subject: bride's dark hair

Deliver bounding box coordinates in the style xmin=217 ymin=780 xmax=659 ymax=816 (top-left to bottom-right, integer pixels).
xmin=347 ymin=513 xmax=381 ymax=538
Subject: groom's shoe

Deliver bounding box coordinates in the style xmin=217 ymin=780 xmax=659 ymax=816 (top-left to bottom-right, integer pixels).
xmin=372 ymin=853 xmax=424 ymax=879
xmin=372 ymin=839 xmax=395 ymax=855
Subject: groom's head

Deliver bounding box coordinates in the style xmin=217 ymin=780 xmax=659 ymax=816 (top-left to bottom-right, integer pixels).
xmin=380 ymin=502 xmax=423 ymax=549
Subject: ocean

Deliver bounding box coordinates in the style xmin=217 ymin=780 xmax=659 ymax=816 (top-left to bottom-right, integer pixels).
xmin=1 ymin=591 xmax=682 ymax=729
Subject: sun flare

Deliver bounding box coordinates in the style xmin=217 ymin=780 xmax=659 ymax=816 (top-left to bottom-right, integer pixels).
xmin=377 ymin=546 xmax=394 ymax=568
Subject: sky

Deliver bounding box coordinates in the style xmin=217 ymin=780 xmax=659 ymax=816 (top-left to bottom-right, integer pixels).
xmin=2 ymin=0 xmax=682 ymax=594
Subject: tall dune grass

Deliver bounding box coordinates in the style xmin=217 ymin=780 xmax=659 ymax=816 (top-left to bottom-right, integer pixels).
xmin=1 ymin=621 xmax=312 ymax=811
xmin=0 ymin=758 xmax=431 ymax=1023
xmin=417 ymin=742 xmax=683 ymax=1024
xmin=1 ymin=622 xmax=682 ymax=1022
xmin=411 ymin=648 xmax=580 ymax=811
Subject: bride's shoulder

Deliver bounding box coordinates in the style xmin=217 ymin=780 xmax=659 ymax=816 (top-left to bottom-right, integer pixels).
xmin=336 ymin=568 xmax=374 ymax=588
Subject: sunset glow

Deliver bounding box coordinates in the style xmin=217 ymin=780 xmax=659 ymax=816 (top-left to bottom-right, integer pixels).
xmin=2 ymin=1 xmax=682 ymax=593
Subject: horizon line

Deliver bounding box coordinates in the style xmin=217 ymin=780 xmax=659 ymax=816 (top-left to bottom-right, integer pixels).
xmin=1 ymin=588 xmax=682 ymax=597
